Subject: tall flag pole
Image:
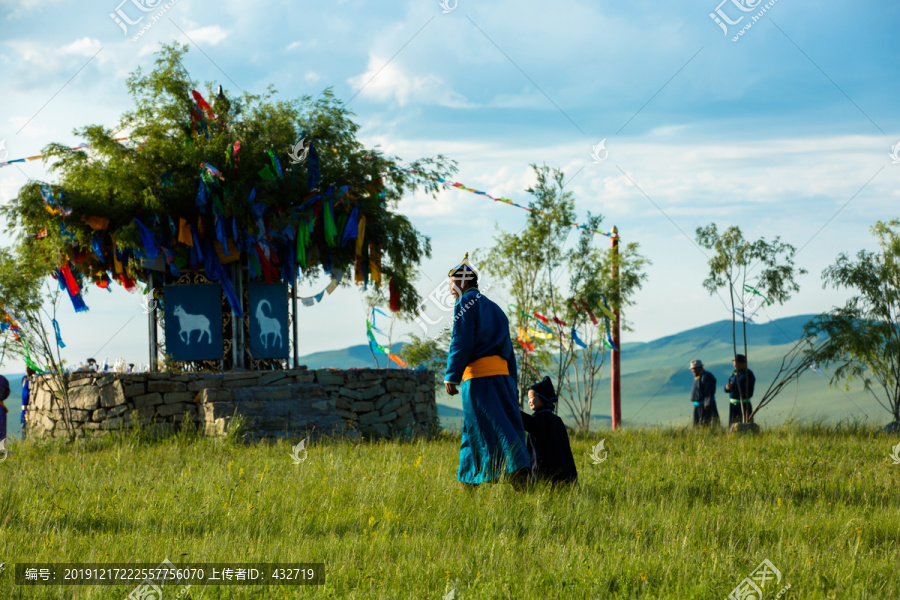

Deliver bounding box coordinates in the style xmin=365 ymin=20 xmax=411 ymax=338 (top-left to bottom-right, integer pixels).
xmin=611 ymin=225 xmax=622 ymax=430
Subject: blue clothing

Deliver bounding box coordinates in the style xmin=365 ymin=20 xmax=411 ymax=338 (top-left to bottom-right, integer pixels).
xmin=21 ymin=375 xmax=31 ymax=426
xmin=445 ymin=288 xmax=530 ymax=484
xmin=726 ymin=369 xmax=755 ymax=402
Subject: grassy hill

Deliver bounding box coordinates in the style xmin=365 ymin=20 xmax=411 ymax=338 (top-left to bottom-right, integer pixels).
xmin=416 ymin=314 xmax=887 ymax=431
xmin=296 ymin=342 xmax=407 ymax=370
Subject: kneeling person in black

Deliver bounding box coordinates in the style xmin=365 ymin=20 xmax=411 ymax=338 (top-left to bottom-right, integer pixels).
xmin=519 ymin=376 xmax=578 ymax=486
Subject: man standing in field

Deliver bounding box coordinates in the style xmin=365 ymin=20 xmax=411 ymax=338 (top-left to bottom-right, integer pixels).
xmin=443 ymin=254 xmax=531 ymax=490
xmin=689 ymin=359 xmax=719 ymax=427
xmin=724 ymin=354 xmax=755 ymax=425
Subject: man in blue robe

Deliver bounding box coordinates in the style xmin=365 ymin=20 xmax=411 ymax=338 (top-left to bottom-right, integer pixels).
xmin=443 ymin=254 xmax=531 ymax=489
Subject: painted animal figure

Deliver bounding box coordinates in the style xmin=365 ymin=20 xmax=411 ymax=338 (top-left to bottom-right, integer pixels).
xmin=172 ymin=305 xmax=211 ymax=345
xmin=256 ymin=300 xmax=282 ymax=349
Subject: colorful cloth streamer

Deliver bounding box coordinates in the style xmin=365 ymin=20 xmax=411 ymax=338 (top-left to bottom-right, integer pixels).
xmin=743 ymin=284 xmax=771 ymax=306
xmin=571 ymin=328 xmax=588 ymax=349
xmin=517 ymin=336 xmax=535 ymax=353
xmin=341 ymin=207 xmax=360 ymax=248
xmin=365 ymin=320 xmax=389 ymax=354
xmin=578 ymin=299 xmax=598 ymax=325
xmin=383 ymin=164 xmax=616 ymax=238
xmin=51 ymin=318 xmax=66 ymax=348
xmin=809 ymin=361 xmax=823 ymax=376
xmin=386 ymin=353 xmax=406 ymax=368
xmin=268 ymin=150 xmax=283 ymax=179
xmin=59 ymin=263 xmax=89 ymax=313
xmin=372 ymin=306 xmax=393 ymax=333
xmin=133 ymin=218 xmax=159 ymax=259
xmin=202 ymin=162 xmax=224 ymax=181
xmin=202 ymin=238 xmax=243 ymax=317
xmin=323 ymin=200 xmax=338 ymax=247
xmin=389 ymin=278 xmax=401 ymax=313
xmin=191 ymin=90 xmax=217 ymax=121
xmin=91 ymin=235 xmax=104 ymax=261
xmin=297 ymin=274 xmax=341 ymax=306
xmin=734 ymin=307 xmax=756 ymax=323
xmin=0 ymin=137 xmax=129 ymax=169
xmin=21 ymin=338 xmax=45 ymax=373
xmin=593 ymin=295 xmax=614 ymax=320
xmin=605 ymin=333 xmax=619 ymax=351
xmin=526 ymin=327 xmax=554 ymax=340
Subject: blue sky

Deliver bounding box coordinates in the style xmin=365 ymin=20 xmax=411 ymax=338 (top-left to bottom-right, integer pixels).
xmin=0 ymin=0 xmax=898 ymax=370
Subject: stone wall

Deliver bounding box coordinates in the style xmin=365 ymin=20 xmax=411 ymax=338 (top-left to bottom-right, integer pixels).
xmin=24 ymin=368 xmax=437 ymax=441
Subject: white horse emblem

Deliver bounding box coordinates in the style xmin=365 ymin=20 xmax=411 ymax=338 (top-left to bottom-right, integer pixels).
xmin=256 ymin=299 xmax=282 ymax=349
xmin=172 ymin=305 xmax=211 ymax=345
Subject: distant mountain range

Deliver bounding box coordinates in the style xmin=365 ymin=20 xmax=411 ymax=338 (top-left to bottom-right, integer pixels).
xmin=293 ymin=314 xmax=885 ymax=428
xmin=3 ymin=314 xmax=889 ymax=438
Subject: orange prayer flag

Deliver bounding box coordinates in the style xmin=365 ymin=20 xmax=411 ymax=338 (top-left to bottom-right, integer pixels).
xmin=112 ymin=233 xmax=123 ymax=274
xmin=214 ymin=239 xmax=241 ymax=264
xmin=369 ymin=244 xmax=382 ymax=284
xmin=178 ymin=218 xmax=193 ymax=246
xmin=80 ymin=215 xmax=110 ymax=231
xmin=355 ymin=215 xmax=366 ymax=256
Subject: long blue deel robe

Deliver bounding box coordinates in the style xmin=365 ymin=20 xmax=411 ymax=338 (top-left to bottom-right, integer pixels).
xmin=444 ymin=288 xmax=531 ymax=484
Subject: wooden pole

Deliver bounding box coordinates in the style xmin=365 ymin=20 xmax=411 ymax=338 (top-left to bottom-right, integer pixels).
xmin=611 ymin=225 xmax=621 ymax=430
xmin=148 ymin=275 xmax=158 ymax=372
xmin=291 ymin=276 xmax=299 ymax=368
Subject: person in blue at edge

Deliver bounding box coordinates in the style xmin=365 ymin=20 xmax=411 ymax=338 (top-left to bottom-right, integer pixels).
xmin=443 ymin=253 xmax=531 ymax=491
xmin=520 ymin=376 xmax=577 ymax=487
xmin=22 ymin=366 xmax=35 ymax=433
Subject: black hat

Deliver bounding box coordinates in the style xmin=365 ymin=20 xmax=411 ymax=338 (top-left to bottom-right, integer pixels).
xmin=734 ymin=354 xmax=747 ymax=362
xmin=528 ymin=376 xmax=558 ymax=404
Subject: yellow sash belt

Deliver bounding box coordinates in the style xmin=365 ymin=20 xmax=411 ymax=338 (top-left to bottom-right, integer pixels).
xmin=462 ymin=355 xmax=509 ymax=382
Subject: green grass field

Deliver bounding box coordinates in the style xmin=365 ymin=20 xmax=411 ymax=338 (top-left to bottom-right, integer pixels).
xmin=1 ymin=421 xmax=898 ymax=599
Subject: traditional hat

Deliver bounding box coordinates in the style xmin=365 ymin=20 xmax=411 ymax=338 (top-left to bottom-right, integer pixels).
xmin=690 ymin=359 xmax=703 ymax=369
xmin=528 ymin=376 xmax=558 ymax=405
xmin=734 ymin=354 xmax=747 ymax=362
xmin=448 ymin=252 xmax=478 ymax=284
xmin=448 ymin=252 xmax=476 ymax=275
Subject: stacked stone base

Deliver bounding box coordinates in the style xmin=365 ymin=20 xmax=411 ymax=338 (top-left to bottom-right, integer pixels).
xmin=24 ymin=368 xmax=436 ymax=441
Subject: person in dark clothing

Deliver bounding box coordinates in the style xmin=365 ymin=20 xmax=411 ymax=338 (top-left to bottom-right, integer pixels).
xmin=724 ymin=354 xmax=755 ymax=425
xmin=0 ymin=374 xmax=9 ymax=441
xmin=689 ymin=359 xmax=719 ymax=427
xmin=519 ymin=376 xmax=578 ymax=487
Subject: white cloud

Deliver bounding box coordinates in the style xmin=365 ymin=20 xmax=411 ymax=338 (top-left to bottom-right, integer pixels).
xmin=184 ymin=25 xmax=229 ymax=46
xmin=60 ymin=37 xmax=102 ymax=57
xmin=347 ymin=54 xmax=474 ymax=108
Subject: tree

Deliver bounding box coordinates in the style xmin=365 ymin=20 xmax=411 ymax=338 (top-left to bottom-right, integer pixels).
xmin=696 ymin=224 xmax=806 ymax=416
xmin=0 ymin=42 xmax=456 ymax=341
xmin=0 ymin=243 xmax=79 ymax=440
xmin=747 ymin=334 xmax=829 ymax=422
xmin=804 ymin=219 xmax=900 ymax=424
xmin=398 ymin=330 xmax=451 ymax=391
xmin=477 ymin=165 xmax=576 ymax=408
xmin=556 ymin=219 xmax=648 ymax=431
xmin=479 ymin=164 xmax=649 ymax=427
